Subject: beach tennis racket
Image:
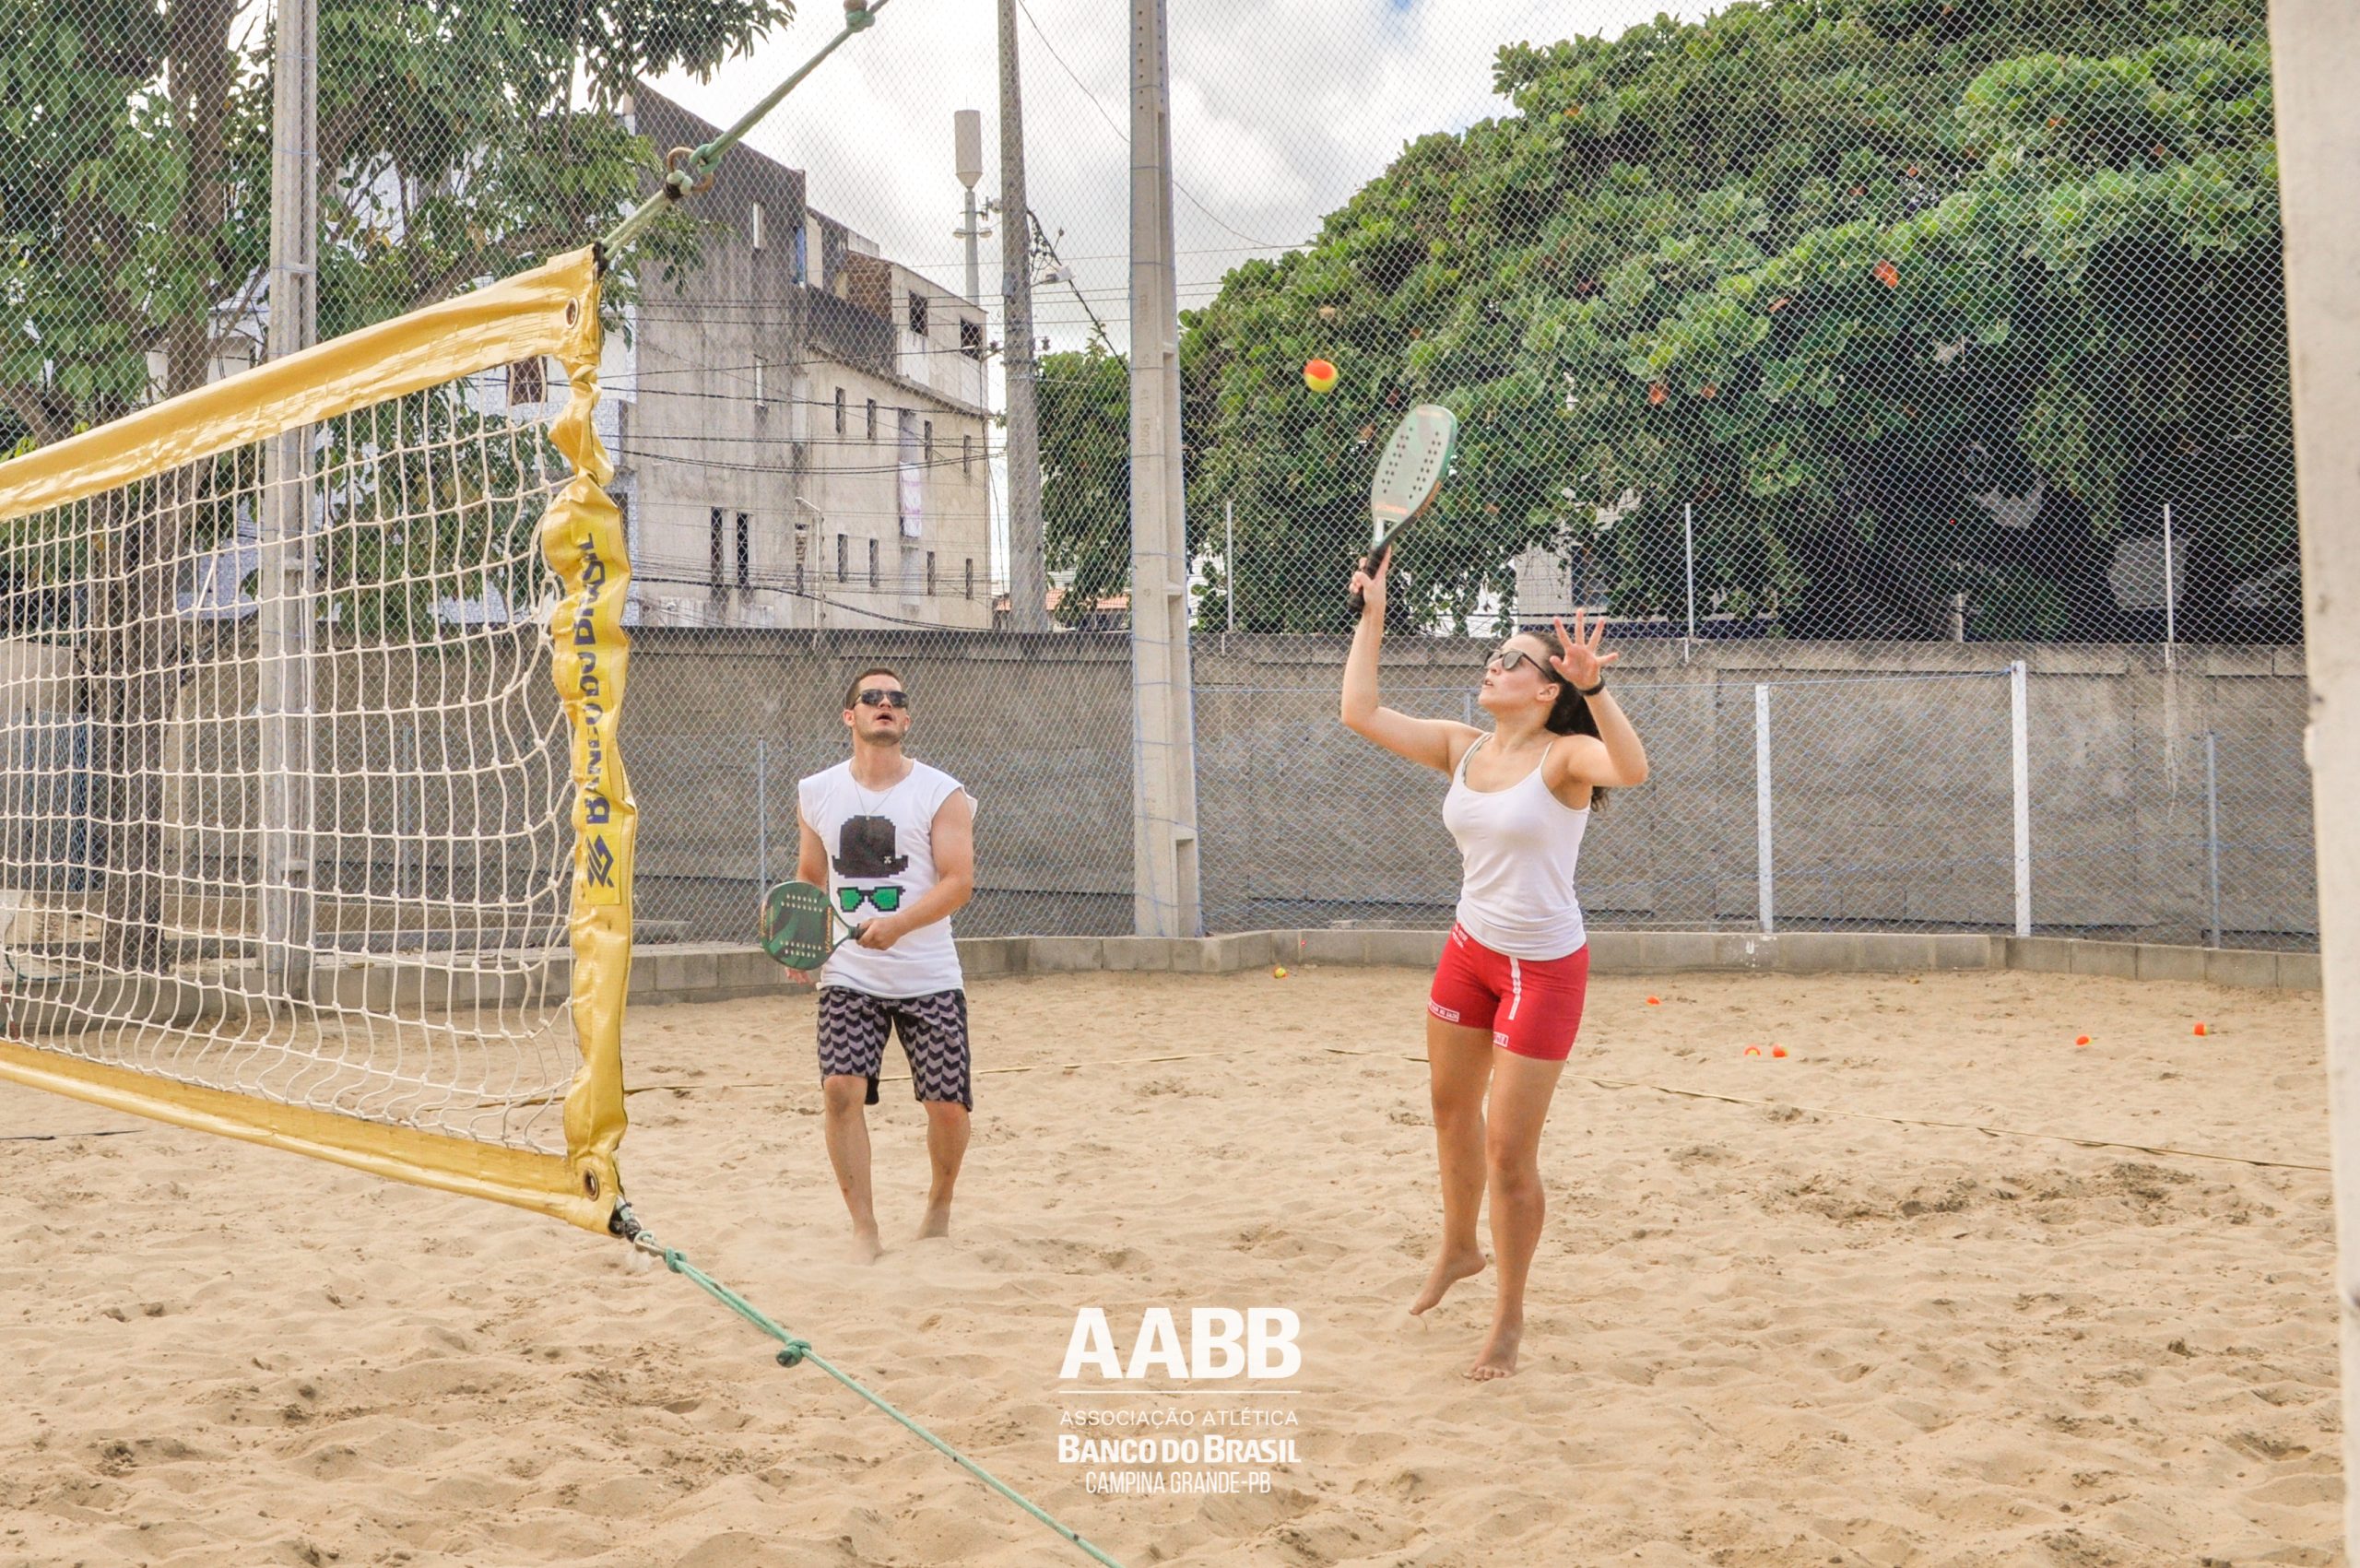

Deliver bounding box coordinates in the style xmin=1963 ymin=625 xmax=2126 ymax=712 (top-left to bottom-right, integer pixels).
xmin=757 ymin=879 xmax=865 ymax=970
xmin=1348 ymin=404 xmax=1459 ymax=617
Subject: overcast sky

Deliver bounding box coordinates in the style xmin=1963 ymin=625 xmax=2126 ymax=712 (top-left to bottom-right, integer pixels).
xmin=651 ymin=0 xmax=1707 ymax=356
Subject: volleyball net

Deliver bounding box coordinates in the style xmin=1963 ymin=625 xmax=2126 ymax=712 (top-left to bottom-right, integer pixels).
xmin=0 ymin=248 xmax=633 ymax=1230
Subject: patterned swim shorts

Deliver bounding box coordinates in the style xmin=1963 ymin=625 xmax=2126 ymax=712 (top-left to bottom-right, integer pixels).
xmin=816 ymin=986 xmax=972 ymax=1109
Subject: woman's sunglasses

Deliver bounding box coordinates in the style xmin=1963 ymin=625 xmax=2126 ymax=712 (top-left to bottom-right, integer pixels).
xmin=857 ymin=689 xmax=910 ymax=709
xmin=1486 ymin=646 xmax=1542 ymax=675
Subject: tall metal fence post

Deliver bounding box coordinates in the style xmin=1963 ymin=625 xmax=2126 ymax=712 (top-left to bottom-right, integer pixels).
xmin=756 ymin=737 xmax=770 ymax=892
xmin=1225 ymin=499 xmax=1235 ymax=636
xmin=2163 ymin=502 xmax=2177 ymax=668
xmin=1754 ymin=682 xmax=1774 ymax=934
xmin=2012 ymin=660 xmax=2031 ymax=937
xmin=1682 ymin=502 xmax=1696 ymax=665
xmin=2205 ymin=729 xmax=2223 ymax=949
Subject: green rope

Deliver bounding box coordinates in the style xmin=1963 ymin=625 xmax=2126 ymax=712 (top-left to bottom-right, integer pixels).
xmin=632 ymin=1229 xmax=1127 ymax=1568
xmin=601 ymin=0 xmax=894 ymax=259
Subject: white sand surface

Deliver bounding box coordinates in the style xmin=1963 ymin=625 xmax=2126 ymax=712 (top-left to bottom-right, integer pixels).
xmin=0 ymin=965 xmax=2337 ymax=1567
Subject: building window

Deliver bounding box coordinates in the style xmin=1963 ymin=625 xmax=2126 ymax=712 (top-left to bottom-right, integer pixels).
xmin=865 ymin=398 xmax=877 ymax=441
xmin=735 ymin=513 xmax=751 ymax=590
xmin=961 ymin=319 xmax=985 ymax=361
xmin=923 ymin=420 xmax=933 ymax=466
xmin=752 ymin=356 xmax=767 ymax=408
xmin=907 ymin=291 xmax=928 ymax=337
xmin=867 ymin=537 xmax=879 ymax=589
xmin=833 ymin=387 xmax=845 ymax=435
xmin=709 ymin=508 xmax=725 ymax=593
xmin=835 ymin=534 xmax=847 ymax=582
xmin=508 ymin=357 xmax=546 ymax=406
xmin=964 ymin=558 xmax=974 ymax=599
xmin=962 ymin=434 xmax=973 ymax=477
xmin=750 ymin=201 xmax=765 ymax=252
xmin=926 ymin=550 xmax=937 ymax=597
xmin=793 ymin=224 xmax=808 ymax=284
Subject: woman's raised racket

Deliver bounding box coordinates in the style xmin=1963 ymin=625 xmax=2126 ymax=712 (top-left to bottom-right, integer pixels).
xmin=757 ymin=879 xmax=863 ymax=970
xmin=1348 ymin=404 xmax=1459 ymax=616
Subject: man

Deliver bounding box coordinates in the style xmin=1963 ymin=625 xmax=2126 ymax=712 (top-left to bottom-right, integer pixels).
xmin=794 ymin=666 xmax=977 ymax=1262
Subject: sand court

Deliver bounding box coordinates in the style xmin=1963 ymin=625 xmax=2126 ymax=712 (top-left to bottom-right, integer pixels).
xmin=0 ymin=965 xmax=2338 ymax=1567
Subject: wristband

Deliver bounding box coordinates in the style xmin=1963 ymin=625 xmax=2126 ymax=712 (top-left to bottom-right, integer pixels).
xmin=1578 ymin=678 xmax=1607 ymax=698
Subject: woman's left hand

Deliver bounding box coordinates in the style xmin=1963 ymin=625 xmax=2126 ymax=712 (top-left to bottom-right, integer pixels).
xmin=1550 ymin=611 xmax=1620 ymax=691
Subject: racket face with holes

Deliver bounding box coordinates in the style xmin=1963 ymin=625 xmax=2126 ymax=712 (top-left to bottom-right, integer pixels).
xmin=1366 ymin=405 xmax=1458 ymax=557
xmin=758 ymin=879 xmax=855 ymax=970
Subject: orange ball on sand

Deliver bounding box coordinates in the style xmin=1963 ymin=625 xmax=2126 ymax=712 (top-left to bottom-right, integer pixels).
xmin=2193 ymin=1021 xmax=2209 ymax=1037
xmin=2075 ymin=1034 xmax=2092 ymax=1047
xmin=1770 ymin=1045 xmax=1788 ymax=1058
xmin=1303 ymin=358 xmax=1339 ymax=394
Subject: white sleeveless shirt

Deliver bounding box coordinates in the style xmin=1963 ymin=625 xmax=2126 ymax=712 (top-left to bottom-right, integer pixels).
xmin=1441 ymin=735 xmax=1590 ymax=960
xmin=796 ymin=758 xmax=974 ymax=997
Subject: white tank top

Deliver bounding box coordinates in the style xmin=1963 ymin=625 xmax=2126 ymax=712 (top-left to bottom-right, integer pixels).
xmin=796 ymin=758 xmax=974 ymax=997
xmin=1442 ymin=735 xmax=1590 ymax=960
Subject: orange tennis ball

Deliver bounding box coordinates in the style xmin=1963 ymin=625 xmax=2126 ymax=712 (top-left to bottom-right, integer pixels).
xmin=1646 ymin=996 xmax=1661 ymax=1006
xmin=1272 ymin=965 xmax=1289 ymax=978
xmin=1770 ymin=1045 xmax=1788 ymax=1058
xmin=2074 ymin=1034 xmax=2092 ymax=1046
xmin=2193 ymin=1021 xmax=2208 ymax=1036
xmin=1303 ymin=358 xmax=1338 ymax=394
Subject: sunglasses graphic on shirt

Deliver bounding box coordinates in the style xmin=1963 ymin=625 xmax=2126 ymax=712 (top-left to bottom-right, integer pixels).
xmin=839 ymin=885 xmax=903 ymax=914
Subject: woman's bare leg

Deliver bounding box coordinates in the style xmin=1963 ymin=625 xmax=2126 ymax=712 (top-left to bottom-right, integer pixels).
xmin=1410 ymin=1018 xmax=1496 ymax=1315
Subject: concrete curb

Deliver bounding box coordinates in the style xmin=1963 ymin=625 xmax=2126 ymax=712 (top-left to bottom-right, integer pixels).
xmin=620 ymin=928 xmax=2319 ymax=1006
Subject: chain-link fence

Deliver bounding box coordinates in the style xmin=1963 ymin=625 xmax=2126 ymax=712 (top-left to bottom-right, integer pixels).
xmin=0 ymin=0 xmax=2318 ymax=967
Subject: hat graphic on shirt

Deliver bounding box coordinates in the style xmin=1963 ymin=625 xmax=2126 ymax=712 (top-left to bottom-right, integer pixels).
xmin=834 ymin=815 xmax=909 ymax=879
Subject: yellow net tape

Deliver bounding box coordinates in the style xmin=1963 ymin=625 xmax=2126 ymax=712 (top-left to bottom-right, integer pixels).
xmin=0 ymin=249 xmax=631 ymax=1230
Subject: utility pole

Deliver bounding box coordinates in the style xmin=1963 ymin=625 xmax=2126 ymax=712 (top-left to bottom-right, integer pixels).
xmin=259 ymin=0 xmax=318 ymax=996
xmin=2272 ymin=1 xmax=2360 ymax=1556
xmin=1128 ymin=0 xmax=1200 ymax=937
xmin=952 ymin=109 xmax=986 ymax=305
xmin=997 ymin=0 xmax=1049 ymax=631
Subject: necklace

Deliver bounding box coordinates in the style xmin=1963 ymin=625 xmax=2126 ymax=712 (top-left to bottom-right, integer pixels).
xmin=851 ymin=753 xmax=912 ymax=815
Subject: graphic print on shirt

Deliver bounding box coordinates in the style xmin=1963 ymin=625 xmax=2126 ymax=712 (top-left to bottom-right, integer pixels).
xmin=834 ymin=815 xmax=910 ymax=879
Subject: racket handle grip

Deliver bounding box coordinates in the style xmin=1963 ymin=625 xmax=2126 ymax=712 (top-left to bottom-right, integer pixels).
xmin=1348 ymin=543 xmax=1390 ymax=619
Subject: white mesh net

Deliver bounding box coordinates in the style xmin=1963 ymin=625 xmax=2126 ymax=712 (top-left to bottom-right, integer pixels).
xmin=0 ymin=372 xmax=581 ymax=1153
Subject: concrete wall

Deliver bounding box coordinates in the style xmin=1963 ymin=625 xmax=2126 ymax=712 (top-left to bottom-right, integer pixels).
xmin=616 ymin=630 xmax=2317 ymax=949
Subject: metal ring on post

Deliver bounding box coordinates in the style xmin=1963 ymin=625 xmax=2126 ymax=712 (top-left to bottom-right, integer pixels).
xmin=664 ymin=147 xmax=717 ymax=197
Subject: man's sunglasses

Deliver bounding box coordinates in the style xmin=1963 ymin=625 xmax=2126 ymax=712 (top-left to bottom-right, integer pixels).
xmin=839 ymin=885 xmax=903 ymax=914
xmin=856 ymin=689 xmax=909 ymax=709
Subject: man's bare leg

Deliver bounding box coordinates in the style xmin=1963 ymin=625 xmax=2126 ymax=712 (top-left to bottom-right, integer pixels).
xmin=917 ymin=1100 xmax=970 ymax=1238
xmin=1469 ymin=1049 xmax=1565 ymax=1379
xmin=1411 ymin=1018 xmax=1494 ymax=1315
xmin=821 ymin=1075 xmax=884 ymax=1262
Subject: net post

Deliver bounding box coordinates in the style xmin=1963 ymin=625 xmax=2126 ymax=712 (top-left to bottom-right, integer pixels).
xmin=1754 ymin=682 xmax=1774 ymax=935
xmin=259 ymin=0 xmax=320 ymax=999
xmin=2012 ymin=660 xmax=2031 ymax=938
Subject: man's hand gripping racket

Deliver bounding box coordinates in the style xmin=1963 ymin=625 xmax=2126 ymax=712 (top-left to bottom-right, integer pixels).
xmin=1348 ymin=405 xmax=1459 ymax=618
xmin=757 ymin=879 xmax=864 ymax=980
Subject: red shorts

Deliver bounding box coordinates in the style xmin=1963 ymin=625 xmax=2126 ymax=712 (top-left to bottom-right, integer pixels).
xmin=1427 ymin=924 xmax=1590 ymax=1060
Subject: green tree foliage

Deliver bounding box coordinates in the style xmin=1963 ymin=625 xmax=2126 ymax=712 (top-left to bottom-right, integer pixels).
xmin=0 ymin=0 xmax=791 ymax=447
xmin=1169 ymin=0 xmax=2286 ymax=638
xmin=1036 ymin=343 xmax=1131 ymax=626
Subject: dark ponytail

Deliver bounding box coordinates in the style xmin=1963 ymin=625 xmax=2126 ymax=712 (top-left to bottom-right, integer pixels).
xmin=1526 ymin=630 xmax=1607 ymax=811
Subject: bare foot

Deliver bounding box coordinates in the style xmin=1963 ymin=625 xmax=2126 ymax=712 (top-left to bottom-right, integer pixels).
xmin=1409 ymin=1248 xmax=1487 ymax=1316
xmin=1467 ymin=1317 xmax=1522 ymax=1380
xmin=916 ymin=1203 xmax=951 ymax=1240
xmin=851 ymin=1226 xmax=884 ymax=1264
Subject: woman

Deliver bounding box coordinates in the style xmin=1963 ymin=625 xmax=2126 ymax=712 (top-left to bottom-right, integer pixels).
xmin=1340 ymin=555 xmax=1649 ymax=1380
